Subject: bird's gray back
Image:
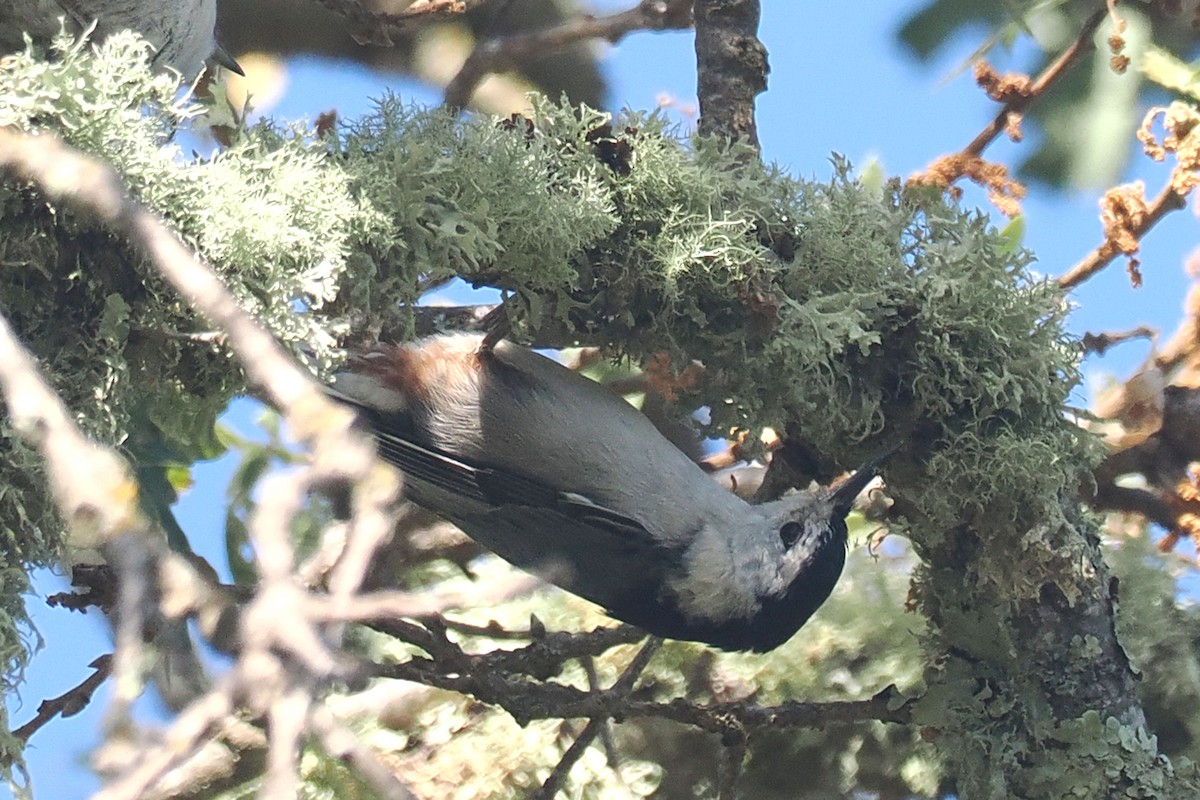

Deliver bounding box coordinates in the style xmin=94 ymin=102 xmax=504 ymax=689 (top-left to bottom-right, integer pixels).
xmin=1 ymin=0 xmax=218 ymax=76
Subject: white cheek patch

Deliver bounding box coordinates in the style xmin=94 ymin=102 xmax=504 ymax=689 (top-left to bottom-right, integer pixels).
xmin=667 ymin=523 xmax=766 ymax=624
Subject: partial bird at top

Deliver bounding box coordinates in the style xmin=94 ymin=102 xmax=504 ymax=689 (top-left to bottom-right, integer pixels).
xmin=0 ymin=0 xmax=241 ymax=79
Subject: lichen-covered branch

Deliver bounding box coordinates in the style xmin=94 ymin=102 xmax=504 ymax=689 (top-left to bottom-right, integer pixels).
xmin=6 ymin=31 xmax=1200 ymax=798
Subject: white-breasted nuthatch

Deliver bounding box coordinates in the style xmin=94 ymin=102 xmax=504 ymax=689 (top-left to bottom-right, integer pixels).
xmin=0 ymin=0 xmax=241 ymax=78
xmin=329 ymin=333 xmax=892 ymax=652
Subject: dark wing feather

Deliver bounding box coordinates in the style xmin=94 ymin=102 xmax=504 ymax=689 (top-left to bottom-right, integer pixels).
xmin=341 ymin=395 xmax=647 ymax=533
xmin=334 ymin=394 xmax=681 ymax=619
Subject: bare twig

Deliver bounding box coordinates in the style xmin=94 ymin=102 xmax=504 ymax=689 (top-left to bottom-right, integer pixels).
xmin=0 ymin=127 xmax=416 ymax=796
xmin=96 ymin=679 xmax=238 ymax=800
xmin=11 ymin=654 xmax=112 ymax=743
xmin=444 ymin=0 xmax=693 ymax=111
xmin=716 ymin=740 xmax=746 ymax=800
xmin=0 ymin=286 xmax=169 ymax=724
xmin=433 ymin=616 xmax=548 ymax=640
xmin=908 ymin=7 xmax=1109 ymax=215
xmin=534 ymin=718 xmax=607 ymax=800
xmin=379 ymin=629 xmax=912 ymax=738
xmin=1058 ymin=182 xmax=1189 ymax=289
xmin=263 ymin=688 xmax=309 ymax=799
xmin=964 ymin=7 xmax=1108 ymax=158
xmin=140 ymin=726 xmax=268 ymax=800
xmin=1090 ymin=385 xmax=1200 ymax=551
xmin=580 ymin=657 xmax=627 ymax=774
xmin=533 ymin=637 xmax=661 ymax=800
xmin=0 ymin=128 xmax=337 ymax=424
xmin=1154 ymin=282 xmax=1200 ymax=375
xmin=313 ymin=0 xmax=493 ymax=46
xmin=308 ymin=705 xmax=417 ymax=800
xmin=311 ymin=573 xmax=541 ymax=623
xmin=1082 ymin=325 xmax=1156 ymax=356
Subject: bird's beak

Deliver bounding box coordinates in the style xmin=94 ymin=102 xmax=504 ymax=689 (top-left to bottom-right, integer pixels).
xmin=210 ymin=45 xmax=245 ymax=76
xmin=829 ymin=442 xmax=902 ymax=517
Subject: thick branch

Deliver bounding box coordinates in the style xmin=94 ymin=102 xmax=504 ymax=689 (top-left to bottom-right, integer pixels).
xmin=693 ymin=0 xmax=768 ymax=149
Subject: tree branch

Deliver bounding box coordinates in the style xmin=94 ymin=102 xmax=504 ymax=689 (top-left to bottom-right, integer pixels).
xmin=11 ymin=654 xmax=112 ymax=744
xmin=313 ymin=0 xmax=495 ymax=46
xmin=965 ymin=7 xmax=1107 ymax=158
xmin=693 ymin=0 xmax=767 ymax=149
xmin=908 ymin=6 xmax=1108 ymax=215
xmin=0 ymin=126 xmax=415 ymax=797
xmin=444 ymin=0 xmax=693 ymax=111
xmin=1058 ymin=180 xmax=1189 ymax=290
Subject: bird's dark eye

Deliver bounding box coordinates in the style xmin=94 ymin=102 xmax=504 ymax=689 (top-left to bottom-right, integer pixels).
xmin=779 ymin=521 xmax=803 ymax=548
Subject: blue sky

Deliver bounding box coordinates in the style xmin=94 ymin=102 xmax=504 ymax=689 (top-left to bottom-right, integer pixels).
xmin=7 ymin=3 xmax=1196 ymax=797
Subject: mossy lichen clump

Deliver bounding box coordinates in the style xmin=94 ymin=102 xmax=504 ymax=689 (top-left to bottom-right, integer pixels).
xmin=2 ymin=32 xmax=1089 ymax=561
xmin=333 ymin=96 xmax=1091 ymax=547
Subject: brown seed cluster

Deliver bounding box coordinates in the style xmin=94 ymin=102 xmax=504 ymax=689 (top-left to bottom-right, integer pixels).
xmin=907 ymin=153 xmax=1026 ymax=217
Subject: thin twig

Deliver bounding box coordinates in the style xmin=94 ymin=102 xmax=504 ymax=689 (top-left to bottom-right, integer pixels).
xmin=1058 ymin=182 xmax=1189 ymax=289
xmin=533 ymin=638 xmax=661 ymax=800
xmin=309 ymin=705 xmax=417 ymax=800
xmin=96 ymin=679 xmax=238 ymax=800
xmin=444 ymin=0 xmax=693 ymax=111
xmin=1081 ymin=325 xmax=1156 ymax=356
xmin=534 ymin=718 xmax=607 ymax=800
xmin=964 ymin=7 xmax=1108 ymax=158
xmin=311 ymin=573 xmax=541 ymax=623
xmin=907 ymin=6 xmax=1109 ymax=214
xmin=314 ymin=0 xmax=494 ymax=46
xmin=0 ymin=289 xmax=167 ymax=727
xmin=0 ymin=127 xmax=416 ymax=799
xmin=11 ymin=654 xmax=112 ymax=743
xmin=716 ymin=740 xmax=747 ymax=800
xmin=263 ymin=689 xmax=309 ymax=799
xmin=0 ymin=128 xmax=336 ymax=422
xmin=580 ymin=657 xmax=627 ymax=774
xmin=433 ymin=616 xmax=546 ymax=640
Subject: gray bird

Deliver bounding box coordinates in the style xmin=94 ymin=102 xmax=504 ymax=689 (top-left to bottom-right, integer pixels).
xmin=0 ymin=0 xmax=240 ymax=78
xmin=330 ymin=333 xmax=893 ymax=652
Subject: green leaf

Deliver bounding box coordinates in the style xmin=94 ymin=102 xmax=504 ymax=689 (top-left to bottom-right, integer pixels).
xmin=1142 ymin=46 xmax=1200 ymax=101
xmin=224 ymin=509 xmax=256 ymax=586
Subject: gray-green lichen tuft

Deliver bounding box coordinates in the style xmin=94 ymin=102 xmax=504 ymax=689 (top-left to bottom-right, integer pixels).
xmin=0 ymin=31 xmax=373 ymax=688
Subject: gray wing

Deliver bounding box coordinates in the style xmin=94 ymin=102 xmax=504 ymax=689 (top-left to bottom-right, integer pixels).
xmin=351 ymin=402 xmax=682 ymax=618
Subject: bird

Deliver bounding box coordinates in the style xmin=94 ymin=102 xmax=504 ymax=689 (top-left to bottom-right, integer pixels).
xmin=0 ymin=0 xmax=241 ymax=78
xmin=328 ymin=333 xmax=893 ymax=652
